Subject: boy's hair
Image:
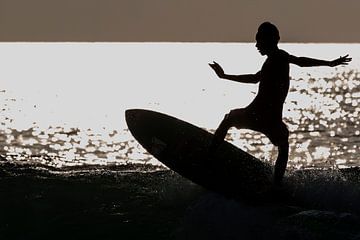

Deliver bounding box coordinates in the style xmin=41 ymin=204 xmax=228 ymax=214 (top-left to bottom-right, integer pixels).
xmin=256 ymin=22 xmax=280 ymax=44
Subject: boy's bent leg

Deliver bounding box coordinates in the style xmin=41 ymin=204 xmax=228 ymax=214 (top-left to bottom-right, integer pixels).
xmin=210 ymin=109 xmax=247 ymax=152
xmin=210 ymin=114 xmax=231 ymax=151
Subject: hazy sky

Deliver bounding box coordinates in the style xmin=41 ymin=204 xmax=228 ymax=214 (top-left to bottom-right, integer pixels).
xmin=0 ymin=0 xmax=359 ymax=42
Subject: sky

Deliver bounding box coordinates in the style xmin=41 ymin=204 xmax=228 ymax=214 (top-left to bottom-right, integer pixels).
xmin=0 ymin=0 xmax=359 ymax=42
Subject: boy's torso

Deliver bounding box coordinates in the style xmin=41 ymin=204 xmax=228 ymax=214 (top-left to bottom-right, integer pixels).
xmin=248 ymin=49 xmax=290 ymax=118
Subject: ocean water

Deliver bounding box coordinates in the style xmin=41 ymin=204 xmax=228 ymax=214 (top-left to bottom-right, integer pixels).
xmin=0 ymin=43 xmax=359 ymax=170
xmin=0 ymin=43 xmax=360 ymax=239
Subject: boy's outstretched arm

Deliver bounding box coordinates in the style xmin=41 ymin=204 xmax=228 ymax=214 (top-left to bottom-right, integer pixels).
xmin=209 ymin=61 xmax=260 ymax=84
xmin=289 ymin=54 xmax=352 ymax=67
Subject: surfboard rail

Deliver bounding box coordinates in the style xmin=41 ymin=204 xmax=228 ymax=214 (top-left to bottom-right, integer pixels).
xmin=125 ymin=109 xmax=274 ymax=199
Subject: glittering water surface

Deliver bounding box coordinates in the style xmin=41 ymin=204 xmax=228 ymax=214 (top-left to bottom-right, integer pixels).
xmin=0 ymin=43 xmax=359 ymax=171
xmin=229 ymin=69 xmax=360 ymax=169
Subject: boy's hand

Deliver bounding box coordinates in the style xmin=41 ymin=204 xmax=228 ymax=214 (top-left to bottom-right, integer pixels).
xmin=329 ymin=54 xmax=352 ymax=67
xmin=209 ymin=61 xmax=225 ymax=78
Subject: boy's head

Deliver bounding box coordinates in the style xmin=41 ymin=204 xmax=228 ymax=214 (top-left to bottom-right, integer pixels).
xmin=255 ymin=22 xmax=280 ymax=55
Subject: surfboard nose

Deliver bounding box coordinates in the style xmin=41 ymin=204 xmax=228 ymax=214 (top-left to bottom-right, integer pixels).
xmin=125 ymin=109 xmax=157 ymax=143
xmin=125 ymin=109 xmax=151 ymax=129
xmin=125 ymin=109 xmax=137 ymax=123
xmin=125 ymin=109 xmax=143 ymax=130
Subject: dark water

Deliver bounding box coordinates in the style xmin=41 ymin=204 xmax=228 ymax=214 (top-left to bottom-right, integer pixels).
xmin=1 ymin=163 xmax=360 ymax=240
xmin=0 ymin=164 xmax=202 ymax=240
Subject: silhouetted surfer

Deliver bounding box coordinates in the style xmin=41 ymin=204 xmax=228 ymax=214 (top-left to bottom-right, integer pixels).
xmin=209 ymin=22 xmax=351 ymax=185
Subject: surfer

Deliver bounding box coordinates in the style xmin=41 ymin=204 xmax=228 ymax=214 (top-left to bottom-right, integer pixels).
xmin=209 ymin=22 xmax=351 ymax=185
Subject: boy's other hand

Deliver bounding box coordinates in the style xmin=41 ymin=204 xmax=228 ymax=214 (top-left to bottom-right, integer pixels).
xmin=209 ymin=61 xmax=225 ymax=78
xmin=329 ymin=54 xmax=352 ymax=67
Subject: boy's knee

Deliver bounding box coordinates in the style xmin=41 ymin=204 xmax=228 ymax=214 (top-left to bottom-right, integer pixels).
xmin=223 ymin=109 xmax=238 ymax=124
xmin=221 ymin=113 xmax=231 ymax=127
xmin=229 ymin=108 xmax=245 ymax=116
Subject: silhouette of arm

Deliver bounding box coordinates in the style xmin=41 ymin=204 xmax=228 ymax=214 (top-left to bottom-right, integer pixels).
xmin=289 ymin=54 xmax=351 ymax=67
xmin=209 ymin=61 xmax=260 ymax=84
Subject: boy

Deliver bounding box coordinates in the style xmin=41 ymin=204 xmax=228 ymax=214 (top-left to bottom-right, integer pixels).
xmin=209 ymin=22 xmax=351 ymax=185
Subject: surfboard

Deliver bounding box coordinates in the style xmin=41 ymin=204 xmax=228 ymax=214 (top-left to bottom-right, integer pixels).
xmin=125 ymin=109 xmax=274 ymax=199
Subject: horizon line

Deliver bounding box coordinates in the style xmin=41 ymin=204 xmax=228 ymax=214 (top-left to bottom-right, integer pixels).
xmin=0 ymin=41 xmax=359 ymax=44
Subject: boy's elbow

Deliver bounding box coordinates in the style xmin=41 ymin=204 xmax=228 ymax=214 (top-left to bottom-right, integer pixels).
xmin=295 ymin=57 xmax=308 ymax=67
xmin=252 ymin=76 xmax=260 ymax=83
xmin=297 ymin=62 xmax=308 ymax=67
xmin=291 ymin=57 xmax=311 ymax=67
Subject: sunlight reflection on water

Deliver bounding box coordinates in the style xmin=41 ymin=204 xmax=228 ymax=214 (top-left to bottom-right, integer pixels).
xmin=226 ymin=69 xmax=360 ymax=169
xmin=0 ymin=43 xmax=359 ymax=171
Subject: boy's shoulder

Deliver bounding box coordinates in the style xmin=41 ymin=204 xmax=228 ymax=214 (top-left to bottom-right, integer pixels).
xmin=277 ymin=49 xmax=290 ymax=58
xmin=270 ymin=49 xmax=290 ymax=63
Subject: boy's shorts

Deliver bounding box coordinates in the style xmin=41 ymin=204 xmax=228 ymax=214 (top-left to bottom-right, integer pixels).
xmin=225 ymin=108 xmax=289 ymax=146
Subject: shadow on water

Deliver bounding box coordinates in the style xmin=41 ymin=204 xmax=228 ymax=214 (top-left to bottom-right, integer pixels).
xmin=0 ymin=163 xmax=204 ymax=240
xmin=1 ymin=163 xmax=360 ymax=240
xmin=175 ymin=168 xmax=360 ymax=240
xmin=177 ymin=192 xmax=360 ymax=240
